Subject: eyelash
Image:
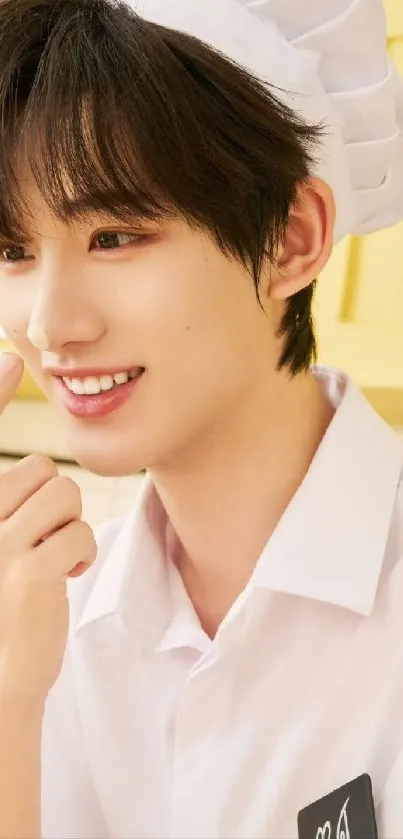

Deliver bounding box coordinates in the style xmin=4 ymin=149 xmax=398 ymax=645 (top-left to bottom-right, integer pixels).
xmin=0 ymin=231 xmax=145 ymax=265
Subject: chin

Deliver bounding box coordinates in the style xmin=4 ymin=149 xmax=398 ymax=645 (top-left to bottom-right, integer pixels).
xmin=63 ymin=419 xmax=184 ymax=479
xmin=66 ymin=437 xmax=147 ymax=478
xmin=75 ymin=450 xmax=146 ymax=478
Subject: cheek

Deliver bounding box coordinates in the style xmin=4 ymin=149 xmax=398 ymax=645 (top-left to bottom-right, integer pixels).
xmin=0 ymin=322 xmax=41 ymax=382
xmin=120 ymin=281 xmax=254 ymax=396
xmin=0 ymin=283 xmax=39 ymax=367
xmin=0 ymin=313 xmax=28 ymax=351
xmin=0 ymin=278 xmax=28 ymax=332
xmin=116 ymin=250 xmax=257 ymax=374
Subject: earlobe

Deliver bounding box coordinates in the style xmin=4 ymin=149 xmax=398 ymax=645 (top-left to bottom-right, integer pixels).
xmin=268 ymin=177 xmax=335 ymax=301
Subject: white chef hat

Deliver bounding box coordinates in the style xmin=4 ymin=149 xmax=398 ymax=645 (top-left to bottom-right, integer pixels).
xmin=136 ymin=0 xmax=403 ymax=244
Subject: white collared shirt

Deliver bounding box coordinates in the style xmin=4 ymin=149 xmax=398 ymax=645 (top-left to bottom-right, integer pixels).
xmin=42 ymin=367 xmax=403 ymax=838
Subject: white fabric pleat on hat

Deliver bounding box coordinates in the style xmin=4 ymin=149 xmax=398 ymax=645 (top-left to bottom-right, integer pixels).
xmin=137 ymin=0 xmax=403 ymax=242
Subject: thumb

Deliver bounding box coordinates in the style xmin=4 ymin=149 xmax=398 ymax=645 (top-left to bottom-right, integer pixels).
xmin=0 ymin=352 xmax=24 ymax=414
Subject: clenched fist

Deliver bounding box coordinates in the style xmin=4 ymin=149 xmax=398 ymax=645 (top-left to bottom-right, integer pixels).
xmin=0 ymin=353 xmax=97 ymax=710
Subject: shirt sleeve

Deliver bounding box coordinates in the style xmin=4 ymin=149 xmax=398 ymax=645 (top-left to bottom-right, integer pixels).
xmin=41 ymin=649 xmax=107 ymax=839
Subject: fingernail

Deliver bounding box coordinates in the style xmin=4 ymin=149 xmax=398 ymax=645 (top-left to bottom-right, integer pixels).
xmin=0 ymin=352 xmax=19 ymax=375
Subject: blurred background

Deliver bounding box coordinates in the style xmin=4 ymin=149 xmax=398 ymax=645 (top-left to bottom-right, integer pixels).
xmin=314 ymin=0 xmax=403 ymax=429
xmin=0 ymin=0 xmax=402 ymax=526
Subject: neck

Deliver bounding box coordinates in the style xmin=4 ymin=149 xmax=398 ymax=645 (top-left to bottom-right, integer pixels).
xmin=150 ymin=369 xmax=334 ymax=637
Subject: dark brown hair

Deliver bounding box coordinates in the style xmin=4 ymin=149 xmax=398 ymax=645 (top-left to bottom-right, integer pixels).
xmin=0 ymin=0 xmax=324 ymax=373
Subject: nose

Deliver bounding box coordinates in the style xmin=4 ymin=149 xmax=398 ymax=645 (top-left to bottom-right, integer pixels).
xmin=27 ymin=265 xmax=106 ymax=353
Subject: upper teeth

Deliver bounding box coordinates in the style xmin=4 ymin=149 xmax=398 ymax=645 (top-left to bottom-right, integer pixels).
xmin=62 ymin=371 xmax=134 ymax=395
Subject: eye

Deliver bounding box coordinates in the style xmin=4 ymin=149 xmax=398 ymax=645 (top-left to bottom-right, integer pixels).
xmin=91 ymin=231 xmax=144 ymax=251
xmin=0 ymin=244 xmax=33 ymax=264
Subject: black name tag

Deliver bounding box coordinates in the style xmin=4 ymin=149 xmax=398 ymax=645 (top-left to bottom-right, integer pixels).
xmin=297 ymin=773 xmax=378 ymax=839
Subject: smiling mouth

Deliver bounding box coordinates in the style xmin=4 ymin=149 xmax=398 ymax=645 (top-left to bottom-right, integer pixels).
xmin=59 ymin=368 xmax=144 ymax=396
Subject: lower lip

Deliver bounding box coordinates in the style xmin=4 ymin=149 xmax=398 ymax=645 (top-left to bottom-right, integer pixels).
xmin=55 ymin=373 xmax=144 ymax=418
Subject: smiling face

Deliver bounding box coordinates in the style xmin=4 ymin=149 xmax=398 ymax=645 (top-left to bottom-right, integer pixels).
xmin=0 ymin=176 xmax=285 ymax=476
xmin=0 ymin=0 xmax=336 ymax=476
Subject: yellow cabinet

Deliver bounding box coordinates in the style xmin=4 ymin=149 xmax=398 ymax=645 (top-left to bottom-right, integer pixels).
xmin=315 ymin=0 xmax=403 ymax=425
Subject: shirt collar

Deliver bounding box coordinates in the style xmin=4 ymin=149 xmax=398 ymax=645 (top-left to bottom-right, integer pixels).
xmin=75 ymin=475 xmax=173 ymax=645
xmin=76 ymin=368 xmax=403 ymax=644
xmin=251 ymin=368 xmax=403 ymax=615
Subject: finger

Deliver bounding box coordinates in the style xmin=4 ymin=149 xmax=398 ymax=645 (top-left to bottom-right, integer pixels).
xmin=34 ymin=519 xmax=97 ymax=578
xmin=0 ymin=353 xmax=24 ymax=413
xmin=0 ymin=454 xmax=58 ymax=520
xmin=5 ymin=475 xmax=82 ymax=549
xmin=68 ymin=561 xmax=91 ymax=579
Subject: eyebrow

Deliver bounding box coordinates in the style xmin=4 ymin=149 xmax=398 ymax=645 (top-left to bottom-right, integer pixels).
xmin=62 ymin=197 xmax=158 ymax=229
xmin=61 ymin=198 xmax=122 ymax=223
xmin=0 ymin=190 xmax=166 ymax=245
xmin=0 ymin=200 xmax=109 ymax=242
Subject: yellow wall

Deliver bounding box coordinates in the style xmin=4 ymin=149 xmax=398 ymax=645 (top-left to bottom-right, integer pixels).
xmin=2 ymin=0 xmax=403 ymax=416
xmin=315 ymin=0 xmax=403 ymax=424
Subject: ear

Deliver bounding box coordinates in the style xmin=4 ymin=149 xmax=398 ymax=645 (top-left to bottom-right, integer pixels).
xmin=266 ymin=177 xmax=336 ymax=301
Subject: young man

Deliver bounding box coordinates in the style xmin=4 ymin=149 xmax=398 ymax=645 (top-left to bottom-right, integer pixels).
xmin=0 ymin=0 xmax=402 ymax=837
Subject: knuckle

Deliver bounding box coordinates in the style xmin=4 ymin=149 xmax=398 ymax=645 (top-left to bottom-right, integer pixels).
xmin=4 ymin=551 xmax=32 ymax=587
xmin=0 ymin=520 xmax=14 ymax=553
xmin=52 ymin=476 xmax=82 ymax=513
xmin=0 ymin=516 xmax=26 ymax=555
xmin=23 ymin=453 xmax=58 ymax=482
xmin=76 ymin=520 xmax=97 ymax=559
